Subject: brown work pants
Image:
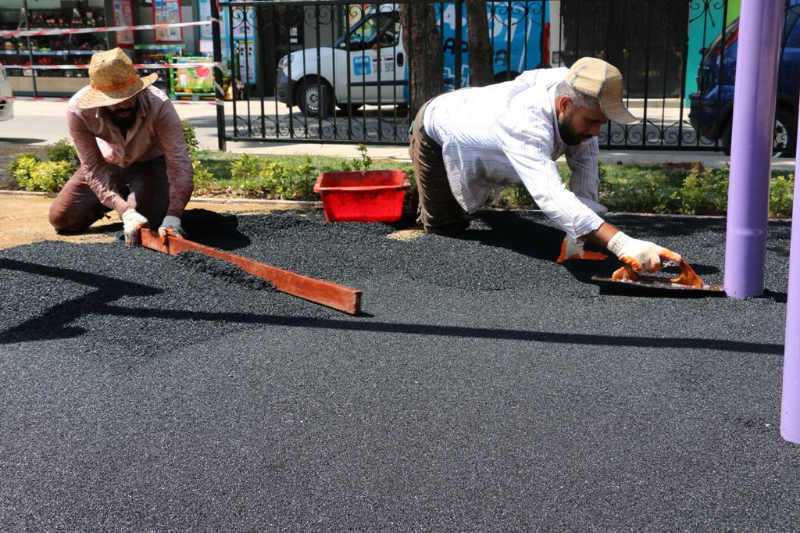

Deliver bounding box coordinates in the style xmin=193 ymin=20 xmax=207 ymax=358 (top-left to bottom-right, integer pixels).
xmin=49 ymin=157 xmax=169 ymax=233
xmin=408 ymin=102 xmax=470 ymax=234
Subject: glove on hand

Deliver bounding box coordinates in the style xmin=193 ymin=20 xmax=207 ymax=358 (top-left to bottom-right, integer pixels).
xmin=606 ymin=231 xmax=681 ymax=273
xmin=158 ymin=215 xmax=186 ymax=241
xmin=158 ymin=215 xmax=186 ymax=242
xmin=122 ymin=209 xmax=149 ymax=247
xmin=557 ymin=236 xmax=608 ymax=263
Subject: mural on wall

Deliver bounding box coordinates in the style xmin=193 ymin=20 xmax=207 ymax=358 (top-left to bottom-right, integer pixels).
xmin=685 ymin=0 xmax=741 ymax=103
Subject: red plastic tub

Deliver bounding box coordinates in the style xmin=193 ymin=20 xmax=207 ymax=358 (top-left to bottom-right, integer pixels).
xmin=314 ymin=170 xmax=411 ymax=222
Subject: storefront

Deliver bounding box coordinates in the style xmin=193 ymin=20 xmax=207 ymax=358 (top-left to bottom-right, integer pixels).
xmin=0 ymin=0 xmax=228 ymax=99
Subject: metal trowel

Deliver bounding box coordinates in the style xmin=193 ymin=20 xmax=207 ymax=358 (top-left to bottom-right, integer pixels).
xmin=591 ymin=258 xmax=725 ymax=296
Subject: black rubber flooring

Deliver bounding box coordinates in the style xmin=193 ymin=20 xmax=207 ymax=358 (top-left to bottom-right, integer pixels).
xmin=1 ymin=208 xmax=797 ymax=531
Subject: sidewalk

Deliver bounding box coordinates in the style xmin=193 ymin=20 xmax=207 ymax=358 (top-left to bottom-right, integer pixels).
xmin=0 ymin=99 xmax=796 ymax=171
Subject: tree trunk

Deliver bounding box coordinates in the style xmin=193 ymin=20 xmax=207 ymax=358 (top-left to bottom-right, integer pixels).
xmin=465 ymin=0 xmax=493 ymax=87
xmin=400 ymin=0 xmax=444 ymax=118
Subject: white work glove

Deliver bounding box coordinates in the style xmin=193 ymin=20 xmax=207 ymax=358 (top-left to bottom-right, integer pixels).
xmin=556 ymin=236 xmax=608 ymax=263
xmin=606 ymin=231 xmax=682 ymax=273
xmin=158 ymin=215 xmax=186 ymax=242
xmin=121 ymin=208 xmax=149 ymax=247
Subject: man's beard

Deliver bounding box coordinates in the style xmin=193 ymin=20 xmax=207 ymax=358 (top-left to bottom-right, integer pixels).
xmin=558 ymin=113 xmax=583 ymax=146
xmin=106 ymin=104 xmax=138 ymax=131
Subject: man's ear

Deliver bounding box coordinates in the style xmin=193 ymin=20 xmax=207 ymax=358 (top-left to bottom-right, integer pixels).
xmin=555 ymin=95 xmax=572 ymax=116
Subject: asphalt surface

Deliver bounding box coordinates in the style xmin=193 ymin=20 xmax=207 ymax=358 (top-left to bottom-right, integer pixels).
xmin=1 ymin=207 xmax=797 ymax=531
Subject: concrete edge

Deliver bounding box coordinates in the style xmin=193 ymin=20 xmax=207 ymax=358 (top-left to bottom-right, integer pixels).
xmin=0 ymin=189 xmax=323 ymax=208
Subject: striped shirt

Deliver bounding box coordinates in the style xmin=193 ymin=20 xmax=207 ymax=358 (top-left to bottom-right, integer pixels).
xmin=423 ymin=67 xmax=605 ymax=240
xmin=67 ymin=85 xmax=193 ymax=218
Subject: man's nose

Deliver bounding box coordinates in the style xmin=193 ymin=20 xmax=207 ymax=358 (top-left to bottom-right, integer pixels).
xmin=589 ymin=123 xmax=602 ymax=137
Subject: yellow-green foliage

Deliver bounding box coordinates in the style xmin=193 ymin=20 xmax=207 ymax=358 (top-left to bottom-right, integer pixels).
xmin=16 ymin=160 xmax=74 ymax=193
xmin=191 ymin=160 xmax=215 ymax=190
xmin=674 ymin=165 xmax=729 ymax=215
xmin=229 ymin=153 xmax=263 ymax=180
xmin=770 ymin=173 xmax=794 ymax=218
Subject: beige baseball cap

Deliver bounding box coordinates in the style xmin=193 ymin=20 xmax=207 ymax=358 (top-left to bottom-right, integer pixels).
xmin=77 ymin=48 xmax=158 ymax=109
xmin=566 ymin=57 xmax=639 ymax=125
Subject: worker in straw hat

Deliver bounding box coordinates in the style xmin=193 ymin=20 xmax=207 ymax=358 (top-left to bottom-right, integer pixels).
xmin=408 ymin=57 xmax=683 ymax=275
xmin=49 ymin=47 xmax=193 ymax=247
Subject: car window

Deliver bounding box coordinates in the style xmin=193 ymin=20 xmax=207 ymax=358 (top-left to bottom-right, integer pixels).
xmin=784 ymin=9 xmax=800 ymax=48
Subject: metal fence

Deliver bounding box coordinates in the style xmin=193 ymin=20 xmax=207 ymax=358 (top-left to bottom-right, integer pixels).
xmin=217 ymin=0 xmax=798 ymax=152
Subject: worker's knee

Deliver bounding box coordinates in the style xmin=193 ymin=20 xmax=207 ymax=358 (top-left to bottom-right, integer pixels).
xmin=48 ymin=205 xmax=104 ymax=233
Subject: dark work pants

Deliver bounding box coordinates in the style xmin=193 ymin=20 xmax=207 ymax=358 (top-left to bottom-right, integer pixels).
xmin=49 ymin=157 xmax=168 ymax=233
xmin=408 ymin=101 xmax=470 ymax=234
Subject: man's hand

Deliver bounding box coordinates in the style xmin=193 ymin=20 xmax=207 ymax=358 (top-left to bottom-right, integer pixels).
xmin=557 ymin=236 xmax=608 ymax=263
xmin=122 ymin=209 xmax=149 ymax=247
xmin=158 ymin=215 xmax=186 ymax=242
xmin=606 ymin=231 xmax=682 ymax=273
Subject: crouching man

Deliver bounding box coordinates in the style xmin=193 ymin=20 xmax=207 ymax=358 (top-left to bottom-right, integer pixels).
xmin=49 ymin=47 xmax=193 ymax=246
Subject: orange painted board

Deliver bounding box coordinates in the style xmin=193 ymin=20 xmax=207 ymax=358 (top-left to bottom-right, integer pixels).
xmin=139 ymin=229 xmax=362 ymax=315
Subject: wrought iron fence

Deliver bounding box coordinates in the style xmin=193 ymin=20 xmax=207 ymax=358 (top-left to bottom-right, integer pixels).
xmin=217 ymin=0 xmax=800 ymax=153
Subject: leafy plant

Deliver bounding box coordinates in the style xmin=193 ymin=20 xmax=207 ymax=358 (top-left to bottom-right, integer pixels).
xmin=182 ymin=120 xmax=200 ymax=156
xmin=770 ymin=173 xmax=794 ymax=218
xmin=9 ymin=153 xmax=41 ymax=189
xmin=230 ymin=153 xmax=263 ymax=181
xmin=675 ymin=164 xmax=729 ymax=215
xmin=17 ymin=160 xmax=73 ymax=193
xmin=45 ymin=138 xmax=79 ymax=167
xmin=191 ymin=160 xmax=215 ymax=191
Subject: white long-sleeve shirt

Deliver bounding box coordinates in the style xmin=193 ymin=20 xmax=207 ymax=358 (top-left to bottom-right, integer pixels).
xmin=423 ymin=67 xmax=605 ymax=241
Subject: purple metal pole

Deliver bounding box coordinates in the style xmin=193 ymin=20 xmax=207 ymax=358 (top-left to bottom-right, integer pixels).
xmin=781 ymin=148 xmax=800 ymax=443
xmin=724 ymin=0 xmax=784 ymax=298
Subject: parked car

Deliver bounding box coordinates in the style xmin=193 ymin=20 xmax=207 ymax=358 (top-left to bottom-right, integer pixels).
xmin=276 ymin=2 xmax=550 ymax=118
xmin=688 ymin=11 xmax=800 ymax=155
xmin=0 ymin=65 xmax=13 ymax=122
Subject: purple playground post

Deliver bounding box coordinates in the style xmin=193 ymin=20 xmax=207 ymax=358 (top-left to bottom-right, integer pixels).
xmin=724 ymin=0 xmax=783 ymax=298
xmin=781 ymin=149 xmax=800 ymax=443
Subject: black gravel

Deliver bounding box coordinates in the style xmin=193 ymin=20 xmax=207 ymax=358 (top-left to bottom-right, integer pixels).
xmin=174 ymin=251 xmax=276 ymax=292
xmin=1 ymin=207 xmax=797 ymax=532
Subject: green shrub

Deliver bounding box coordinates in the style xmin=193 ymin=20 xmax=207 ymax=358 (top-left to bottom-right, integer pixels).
xmin=675 ymin=165 xmax=729 ymax=215
xmin=9 ymin=153 xmax=41 ymax=189
xmin=191 ymin=160 xmax=215 ymax=190
xmin=45 ymin=138 xmax=79 ymax=167
xmin=229 ymin=153 xmax=263 ymax=181
xmin=17 ymin=160 xmax=73 ymax=193
xmin=599 ymin=167 xmax=680 ymax=214
xmin=770 ymin=173 xmax=794 ymax=218
xmin=182 ymin=120 xmax=200 ymax=156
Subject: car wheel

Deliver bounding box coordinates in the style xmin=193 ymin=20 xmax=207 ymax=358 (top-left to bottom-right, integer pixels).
xmin=722 ymin=107 xmax=797 ymax=157
xmin=295 ymin=77 xmax=333 ymax=119
xmin=721 ymin=118 xmax=733 ymax=155
xmin=774 ymin=107 xmax=796 ymax=157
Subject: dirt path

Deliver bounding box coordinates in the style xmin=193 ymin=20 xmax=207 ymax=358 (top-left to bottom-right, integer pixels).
xmin=0 ymin=193 xmax=302 ymax=250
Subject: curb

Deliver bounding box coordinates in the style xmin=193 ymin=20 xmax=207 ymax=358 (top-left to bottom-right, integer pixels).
xmin=0 ymin=189 xmax=324 ymax=208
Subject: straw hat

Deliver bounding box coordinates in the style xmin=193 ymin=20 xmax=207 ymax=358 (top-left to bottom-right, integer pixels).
xmin=76 ymin=48 xmax=158 ymax=109
xmin=565 ymin=57 xmax=639 ymax=125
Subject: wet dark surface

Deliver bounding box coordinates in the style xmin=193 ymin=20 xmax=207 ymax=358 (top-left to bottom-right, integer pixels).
xmin=1 ymin=208 xmax=797 ymax=531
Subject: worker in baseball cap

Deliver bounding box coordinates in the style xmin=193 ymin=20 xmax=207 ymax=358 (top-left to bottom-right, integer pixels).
xmin=49 ymin=47 xmax=193 ymax=247
xmin=408 ymin=57 xmax=682 ymax=276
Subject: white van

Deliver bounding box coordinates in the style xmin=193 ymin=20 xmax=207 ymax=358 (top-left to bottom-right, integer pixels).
xmin=276 ymin=2 xmax=550 ymax=117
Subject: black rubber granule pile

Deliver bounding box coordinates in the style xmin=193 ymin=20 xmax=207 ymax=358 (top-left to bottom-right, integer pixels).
xmin=1 ymin=207 xmax=797 ymax=532
xmin=174 ymin=251 xmax=276 ymax=292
